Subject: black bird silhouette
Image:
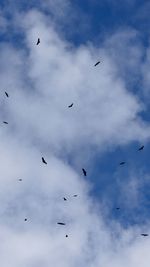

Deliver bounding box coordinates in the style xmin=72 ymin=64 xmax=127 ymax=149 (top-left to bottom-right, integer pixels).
xmin=66 ymin=235 xmax=68 ymax=238
xmin=73 ymin=194 xmax=78 ymax=197
xmin=24 ymin=218 xmax=27 ymax=221
xmin=57 ymin=222 xmax=66 ymax=225
xmin=138 ymin=145 xmax=144 ymax=151
xmin=68 ymin=103 xmax=73 ymax=108
xmin=119 ymin=162 xmax=126 ymax=165
xmin=94 ymin=61 xmax=100 ymax=66
xmin=141 ymin=234 xmax=148 ymax=237
xmin=18 ymin=179 xmax=22 ymax=181
xmin=42 ymin=157 xmax=47 ymax=164
xmin=3 ymin=121 xmax=8 ymax=124
xmin=63 ymin=197 xmax=67 ymax=201
xmin=82 ymin=168 xmax=87 ymax=176
xmin=5 ymin=92 xmax=9 ymax=97
xmin=116 ymin=207 xmax=120 ymax=210
xmin=36 ymin=38 xmax=40 ymax=45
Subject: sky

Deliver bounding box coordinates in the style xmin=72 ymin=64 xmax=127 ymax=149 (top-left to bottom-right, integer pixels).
xmin=0 ymin=0 xmax=150 ymax=266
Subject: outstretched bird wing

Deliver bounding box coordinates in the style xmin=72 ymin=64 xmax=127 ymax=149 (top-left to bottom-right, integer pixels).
xmin=42 ymin=157 xmax=47 ymax=164
xmin=94 ymin=61 xmax=100 ymax=66
xmin=57 ymin=222 xmax=66 ymax=225
xmin=82 ymin=168 xmax=87 ymax=176
xmin=68 ymin=103 xmax=73 ymax=108
xmin=36 ymin=38 xmax=40 ymax=45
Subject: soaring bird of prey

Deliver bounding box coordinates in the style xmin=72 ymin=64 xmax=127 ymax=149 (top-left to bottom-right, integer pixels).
xmin=94 ymin=61 xmax=100 ymax=66
xmin=36 ymin=38 xmax=40 ymax=45
xmin=119 ymin=162 xmax=126 ymax=165
xmin=141 ymin=234 xmax=148 ymax=237
xmin=63 ymin=197 xmax=67 ymax=201
xmin=5 ymin=92 xmax=9 ymax=97
xmin=82 ymin=168 xmax=87 ymax=176
xmin=42 ymin=157 xmax=47 ymax=164
xmin=138 ymin=145 xmax=144 ymax=151
xmin=3 ymin=121 xmax=8 ymax=124
xmin=57 ymin=222 xmax=66 ymax=225
xmin=73 ymin=194 xmax=78 ymax=197
xmin=68 ymin=103 xmax=73 ymax=108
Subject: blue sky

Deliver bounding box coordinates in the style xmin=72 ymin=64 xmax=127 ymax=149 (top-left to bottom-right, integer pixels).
xmin=0 ymin=1 xmax=150 ymax=266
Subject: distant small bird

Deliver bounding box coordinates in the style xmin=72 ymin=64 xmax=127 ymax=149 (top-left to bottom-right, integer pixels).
xmin=24 ymin=218 xmax=27 ymax=221
xmin=119 ymin=162 xmax=126 ymax=165
xmin=57 ymin=222 xmax=66 ymax=225
xmin=5 ymin=92 xmax=9 ymax=97
xmin=18 ymin=179 xmax=22 ymax=181
xmin=36 ymin=38 xmax=40 ymax=45
xmin=66 ymin=235 xmax=68 ymax=238
xmin=141 ymin=234 xmax=148 ymax=237
xmin=42 ymin=157 xmax=47 ymax=164
xmin=94 ymin=61 xmax=100 ymax=66
xmin=138 ymin=145 xmax=144 ymax=151
xmin=116 ymin=208 xmax=120 ymax=210
xmin=73 ymin=194 xmax=78 ymax=197
xmin=63 ymin=197 xmax=67 ymax=201
xmin=68 ymin=103 xmax=73 ymax=108
xmin=82 ymin=168 xmax=87 ymax=176
xmin=3 ymin=121 xmax=8 ymax=124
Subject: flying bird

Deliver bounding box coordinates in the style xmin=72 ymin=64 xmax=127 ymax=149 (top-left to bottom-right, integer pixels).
xmin=5 ymin=92 xmax=9 ymax=97
xmin=63 ymin=197 xmax=67 ymax=201
xmin=94 ymin=61 xmax=100 ymax=66
xmin=57 ymin=222 xmax=66 ymax=225
xmin=138 ymin=145 xmax=144 ymax=151
xmin=119 ymin=162 xmax=126 ymax=165
xmin=141 ymin=234 xmax=148 ymax=237
xmin=116 ymin=208 xmax=120 ymax=210
xmin=73 ymin=194 xmax=78 ymax=197
xmin=24 ymin=218 xmax=27 ymax=221
xmin=82 ymin=168 xmax=87 ymax=176
xmin=68 ymin=103 xmax=73 ymax=108
xmin=36 ymin=38 xmax=40 ymax=45
xmin=3 ymin=121 xmax=8 ymax=124
xmin=42 ymin=157 xmax=47 ymax=164
xmin=66 ymin=235 xmax=68 ymax=238
xmin=18 ymin=179 xmax=22 ymax=181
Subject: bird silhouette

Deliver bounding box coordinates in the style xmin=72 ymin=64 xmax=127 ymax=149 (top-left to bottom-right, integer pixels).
xmin=119 ymin=162 xmax=126 ymax=165
xmin=24 ymin=218 xmax=27 ymax=221
xmin=57 ymin=222 xmax=66 ymax=225
xmin=5 ymin=92 xmax=9 ymax=97
xmin=42 ymin=157 xmax=47 ymax=164
xmin=73 ymin=194 xmax=78 ymax=197
xmin=116 ymin=207 xmax=120 ymax=210
xmin=82 ymin=168 xmax=87 ymax=176
xmin=141 ymin=234 xmax=148 ymax=236
xmin=3 ymin=121 xmax=8 ymax=124
xmin=138 ymin=145 xmax=144 ymax=151
xmin=36 ymin=38 xmax=40 ymax=45
xmin=63 ymin=197 xmax=67 ymax=201
xmin=18 ymin=179 xmax=22 ymax=181
xmin=94 ymin=61 xmax=100 ymax=66
xmin=66 ymin=235 xmax=68 ymax=237
xmin=68 ymin=103 xmax=73 ymax=108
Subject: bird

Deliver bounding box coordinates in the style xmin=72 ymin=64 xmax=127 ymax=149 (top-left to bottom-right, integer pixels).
xmin=63 ymin=197 xmax=67 ymax=201
xmin=66 ymin=235 xmax=68 ymax=238
xmin=73 ymin=194 xmax=78 ymax=197
xmin=24 ymin=218 xmax=27 ymax=221
xmin=138 ymin=145 xmax=144 ymax=151
xmin=18 ymin=179 xmax=22 ymax=181
xmin=42 ymin=157 xmax=47 ymax=164
xmin=82 ymin=168 xmax=87 ymax=176
xmin=119 ymin=162 xmax=126 ymax=165
xmin=5 ymin=92 xmax=9 ymax=97
xmin=94 ymin=61 xmax=100 ymax=66
xmin=36 ymin=38 xmax=40 ymax=45
xmin=57 ymin=222 xmax=66 ymax=225
xmin=3 ymin=121 xmax=8 ymax=124
xmin=68 ymin=103 xmax=73 ymax=108
xmin=116 ymin=207 xmax=120 ymax=210
xmin=141 ymin=234 xmax=148 ymax=237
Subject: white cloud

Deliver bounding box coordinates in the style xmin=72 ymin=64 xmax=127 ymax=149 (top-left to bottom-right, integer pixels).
xmin=0 ymin=7 xmax=150 ymax=267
